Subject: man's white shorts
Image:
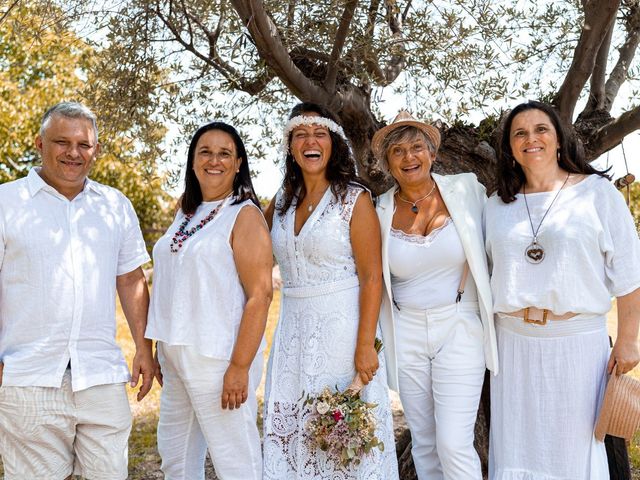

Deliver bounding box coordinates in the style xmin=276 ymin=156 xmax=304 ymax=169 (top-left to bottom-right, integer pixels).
xmin=0 ymin=370 xmax=131 ymax=480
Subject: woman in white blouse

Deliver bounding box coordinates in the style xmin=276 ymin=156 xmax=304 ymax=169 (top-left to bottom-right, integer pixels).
xmin=485 ymin=100 xmax=640 ymax=479
xmin=145 ymin=122 xmax=272 ymax=479
xmin=373 ymin=111 xmax=498 ymax=479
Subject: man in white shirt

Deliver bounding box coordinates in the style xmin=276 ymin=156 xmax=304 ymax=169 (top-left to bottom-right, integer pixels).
xmin=0 ymin=102 xmax=154 ymax=479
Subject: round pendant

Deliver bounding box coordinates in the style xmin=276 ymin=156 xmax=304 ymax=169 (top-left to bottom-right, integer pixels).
xmin=525 ymin=241 xmax=545 ymax=264
xmin=411 ymin=204 xmax=418 ymax=214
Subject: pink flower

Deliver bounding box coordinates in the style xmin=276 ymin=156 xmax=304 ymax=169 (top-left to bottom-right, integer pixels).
xmin=332 ymin=409 xmax=344 ymax=422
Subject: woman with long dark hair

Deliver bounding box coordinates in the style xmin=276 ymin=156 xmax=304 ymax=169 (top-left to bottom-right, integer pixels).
xmin=146 ymin=122 xmax=273 ymax=479
xmin=486 ymin=100 xmax=640 ymax=479
xmin=262 ymin=103 xmax=399 ymax=479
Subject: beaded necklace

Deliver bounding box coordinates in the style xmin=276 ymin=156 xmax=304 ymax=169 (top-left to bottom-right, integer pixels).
xmin=170 ymin=197 xmax=230 ymax=253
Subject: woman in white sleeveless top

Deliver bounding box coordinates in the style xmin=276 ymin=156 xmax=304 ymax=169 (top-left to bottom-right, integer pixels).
xmin=372 ymin=112 xmax=498 ymax=480
xmin=263 ymin=102 xmax=399 ymax=479
xmin=485 ymin=100 xmax=640 ymax=479
xmin=145 ymin=122 xmax=272 ymax=480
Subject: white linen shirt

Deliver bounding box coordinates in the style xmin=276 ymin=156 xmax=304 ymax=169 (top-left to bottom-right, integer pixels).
xmin=485 ymin=174 xmax=640 ymax=315
xmin=0 ymin=168 xmax=150 ymax=391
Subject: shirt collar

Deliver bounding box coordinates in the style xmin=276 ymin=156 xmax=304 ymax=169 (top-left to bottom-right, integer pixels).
xmin=27 ymin=167 xmax=103 ymax=198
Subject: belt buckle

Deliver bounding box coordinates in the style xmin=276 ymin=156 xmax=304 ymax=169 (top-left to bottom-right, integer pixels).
xmin=523 ymin=307 xmax=548 ymax=325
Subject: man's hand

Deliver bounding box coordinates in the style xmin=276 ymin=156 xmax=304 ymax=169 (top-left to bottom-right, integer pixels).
xmin=116 ymin=267 xmax=152 ymax=401
xmin=130 ymin=340 xmax=154 ymax=401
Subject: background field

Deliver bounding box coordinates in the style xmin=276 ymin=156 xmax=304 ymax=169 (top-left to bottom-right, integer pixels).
xmin=1 ymin=294 xmax=638 ymax=478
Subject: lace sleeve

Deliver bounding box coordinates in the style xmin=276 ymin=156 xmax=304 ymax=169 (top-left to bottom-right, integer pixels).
xmin=339 ymin=184 xmax=369 ymax=223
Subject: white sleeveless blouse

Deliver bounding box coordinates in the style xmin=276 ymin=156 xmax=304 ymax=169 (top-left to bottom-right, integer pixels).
xmin=389 ymin=218 xmax=478 ymax=309
xmin=146 ymin=197 xmax=265 ymax=359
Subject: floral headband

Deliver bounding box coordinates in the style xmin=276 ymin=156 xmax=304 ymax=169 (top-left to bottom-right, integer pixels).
xmin=282 ymin=115 xmax=351 ymax=154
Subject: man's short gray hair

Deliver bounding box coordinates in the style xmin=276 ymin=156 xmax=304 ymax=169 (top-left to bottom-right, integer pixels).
xmin=40 ymin=102 xmax=99 ymax=143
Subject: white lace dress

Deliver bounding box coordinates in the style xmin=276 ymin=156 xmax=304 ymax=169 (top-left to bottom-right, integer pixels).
xmin=263 ymin=185 xmax=399 ymax=480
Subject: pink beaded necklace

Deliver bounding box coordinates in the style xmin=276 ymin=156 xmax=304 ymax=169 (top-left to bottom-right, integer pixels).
xmin=170 ymin=196 xmax=230 ymax=253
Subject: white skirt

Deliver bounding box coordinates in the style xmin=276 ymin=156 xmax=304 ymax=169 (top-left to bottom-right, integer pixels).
xmin=489 ymin=314 xmax=610 ymax=480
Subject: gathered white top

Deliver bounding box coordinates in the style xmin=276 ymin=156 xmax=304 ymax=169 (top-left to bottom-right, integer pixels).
xmin=389 ymin=217 xmax=477 ymax=309
xmin=485 ymin=175 xmax=640 ymax=315
xmin=146 ymin=198 xmax=265 ymax=359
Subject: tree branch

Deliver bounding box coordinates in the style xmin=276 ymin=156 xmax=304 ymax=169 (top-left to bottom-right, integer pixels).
xmin=286 ymin=0 xmax=295 ymax=28
xmin=554 ymin=0 xmax=620 ymax=121
xmin=155 ymin=3 xmax=271 ymax=95
xmin=0 ymin=0 xmax=20 ymax=25
xmin=230 ymin=0 xmax=332 ymax=105
xmin=582 ymin=14 xmax=615 ymax=114
xmin=586 ymin=105 xmax=640 ymax=159
xmin=401 ymin=0 xmax=412 ymax=24
xmin=324 ymin=0 xmax=358 ymax=94
xmin=604 ymin=2 xmax=640 ymax=111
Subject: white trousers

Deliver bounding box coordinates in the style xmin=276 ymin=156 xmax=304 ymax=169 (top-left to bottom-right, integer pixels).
xmin=157 ymin=343 xmax=263 ymax=480
xmin=395 ymin=302 xmax=485 ymax=480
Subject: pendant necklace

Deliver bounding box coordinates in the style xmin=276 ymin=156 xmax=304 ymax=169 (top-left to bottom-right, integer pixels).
xmin=522 ymin=172 xmax=570 ymax=264
xmin=304 ymin=186 xmax=329 ymax=213
xmin=397 ymin=180 xmax=437 ymax=213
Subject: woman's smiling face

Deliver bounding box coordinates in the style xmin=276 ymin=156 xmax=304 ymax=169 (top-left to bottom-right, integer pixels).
xmin=289 ymin=112 xmax=333 ymax=177
xmin=385 ymin=130 xmax=435 ymax=189
xmin=509 ymin=108 xmax=559 ymax=172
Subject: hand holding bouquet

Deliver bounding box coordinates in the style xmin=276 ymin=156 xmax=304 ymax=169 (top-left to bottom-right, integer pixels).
xmin=303 ymin=338 xmax=384 ymax=467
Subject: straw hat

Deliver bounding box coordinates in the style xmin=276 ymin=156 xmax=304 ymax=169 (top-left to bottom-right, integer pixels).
xmin=371 ymin=110 xmax=441 ymax=161
xmin=594 ymin=365 xmax=640 ymax=441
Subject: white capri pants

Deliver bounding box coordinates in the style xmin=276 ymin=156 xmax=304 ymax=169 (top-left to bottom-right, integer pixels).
xmin=395 ymin=302 xmax=485 ymax=480
xmin=157 ymin=342 xmax=263 ymax=480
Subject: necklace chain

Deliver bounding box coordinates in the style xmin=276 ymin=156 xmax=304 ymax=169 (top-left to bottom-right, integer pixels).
xmin=170 ymin=196 xmax=230 ymax=253
xmin=397 ymin=179 xmax=437 ymax=213
xmin=522 ymin=173 xmax=570 ymax=264
xmin=523 ymin=172 xmax=571 ymax=240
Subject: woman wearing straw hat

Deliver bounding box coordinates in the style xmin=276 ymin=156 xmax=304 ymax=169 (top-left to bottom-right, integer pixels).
xmin=372 ymin=111 xmax=498 ymax=479
xmin=485 ymin=100 xmax=640 ymax=479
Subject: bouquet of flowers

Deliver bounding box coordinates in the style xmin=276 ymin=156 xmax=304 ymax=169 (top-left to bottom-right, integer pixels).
xmin=303 ymin=338 xmax=385 ymax=468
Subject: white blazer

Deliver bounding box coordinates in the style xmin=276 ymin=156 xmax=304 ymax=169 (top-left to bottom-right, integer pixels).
xmin=376 ymin=172 xmax=499 ymax=392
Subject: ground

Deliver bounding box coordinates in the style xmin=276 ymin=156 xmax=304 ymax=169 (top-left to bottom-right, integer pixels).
xmin=1 ymin=294 xmax=639 ymax=478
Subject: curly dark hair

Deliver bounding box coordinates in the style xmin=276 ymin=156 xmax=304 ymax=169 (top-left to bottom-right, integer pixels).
xmin=181 ymin=121 xmax=259 ymax=215
xmin=277 ymin=102 xmax=363 ymax=215
xmin=496 ymin=100 xmax=609 ymax=203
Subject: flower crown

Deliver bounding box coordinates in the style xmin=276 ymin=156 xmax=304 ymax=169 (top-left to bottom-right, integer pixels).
xmin=282 ymin=115 xmax=351 ymax=154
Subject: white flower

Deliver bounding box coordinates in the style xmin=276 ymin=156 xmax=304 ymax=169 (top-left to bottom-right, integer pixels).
xmin=316 ymin=401 xmax=330 ymax=415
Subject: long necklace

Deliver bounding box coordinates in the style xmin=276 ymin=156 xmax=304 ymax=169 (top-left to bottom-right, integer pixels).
xmin=397 ymin=180 xmax=437 ymax=214
xmin=522 ymin=172 xmax=570 ymax=264
xmin=170 ymin=196 xmax=230 ymax=253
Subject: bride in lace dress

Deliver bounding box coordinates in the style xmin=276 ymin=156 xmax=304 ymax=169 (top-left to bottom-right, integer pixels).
xmin=263 ymin=103 xmax=399 ymax=479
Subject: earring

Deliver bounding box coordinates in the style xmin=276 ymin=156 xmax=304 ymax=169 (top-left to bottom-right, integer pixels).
xmin=236 ymin=169 xmax=240 ymax=173
xmin=557 ymin=150 xmax=560 ymax=162
xmin=512 ymin=160 xmax=515 ymax=168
